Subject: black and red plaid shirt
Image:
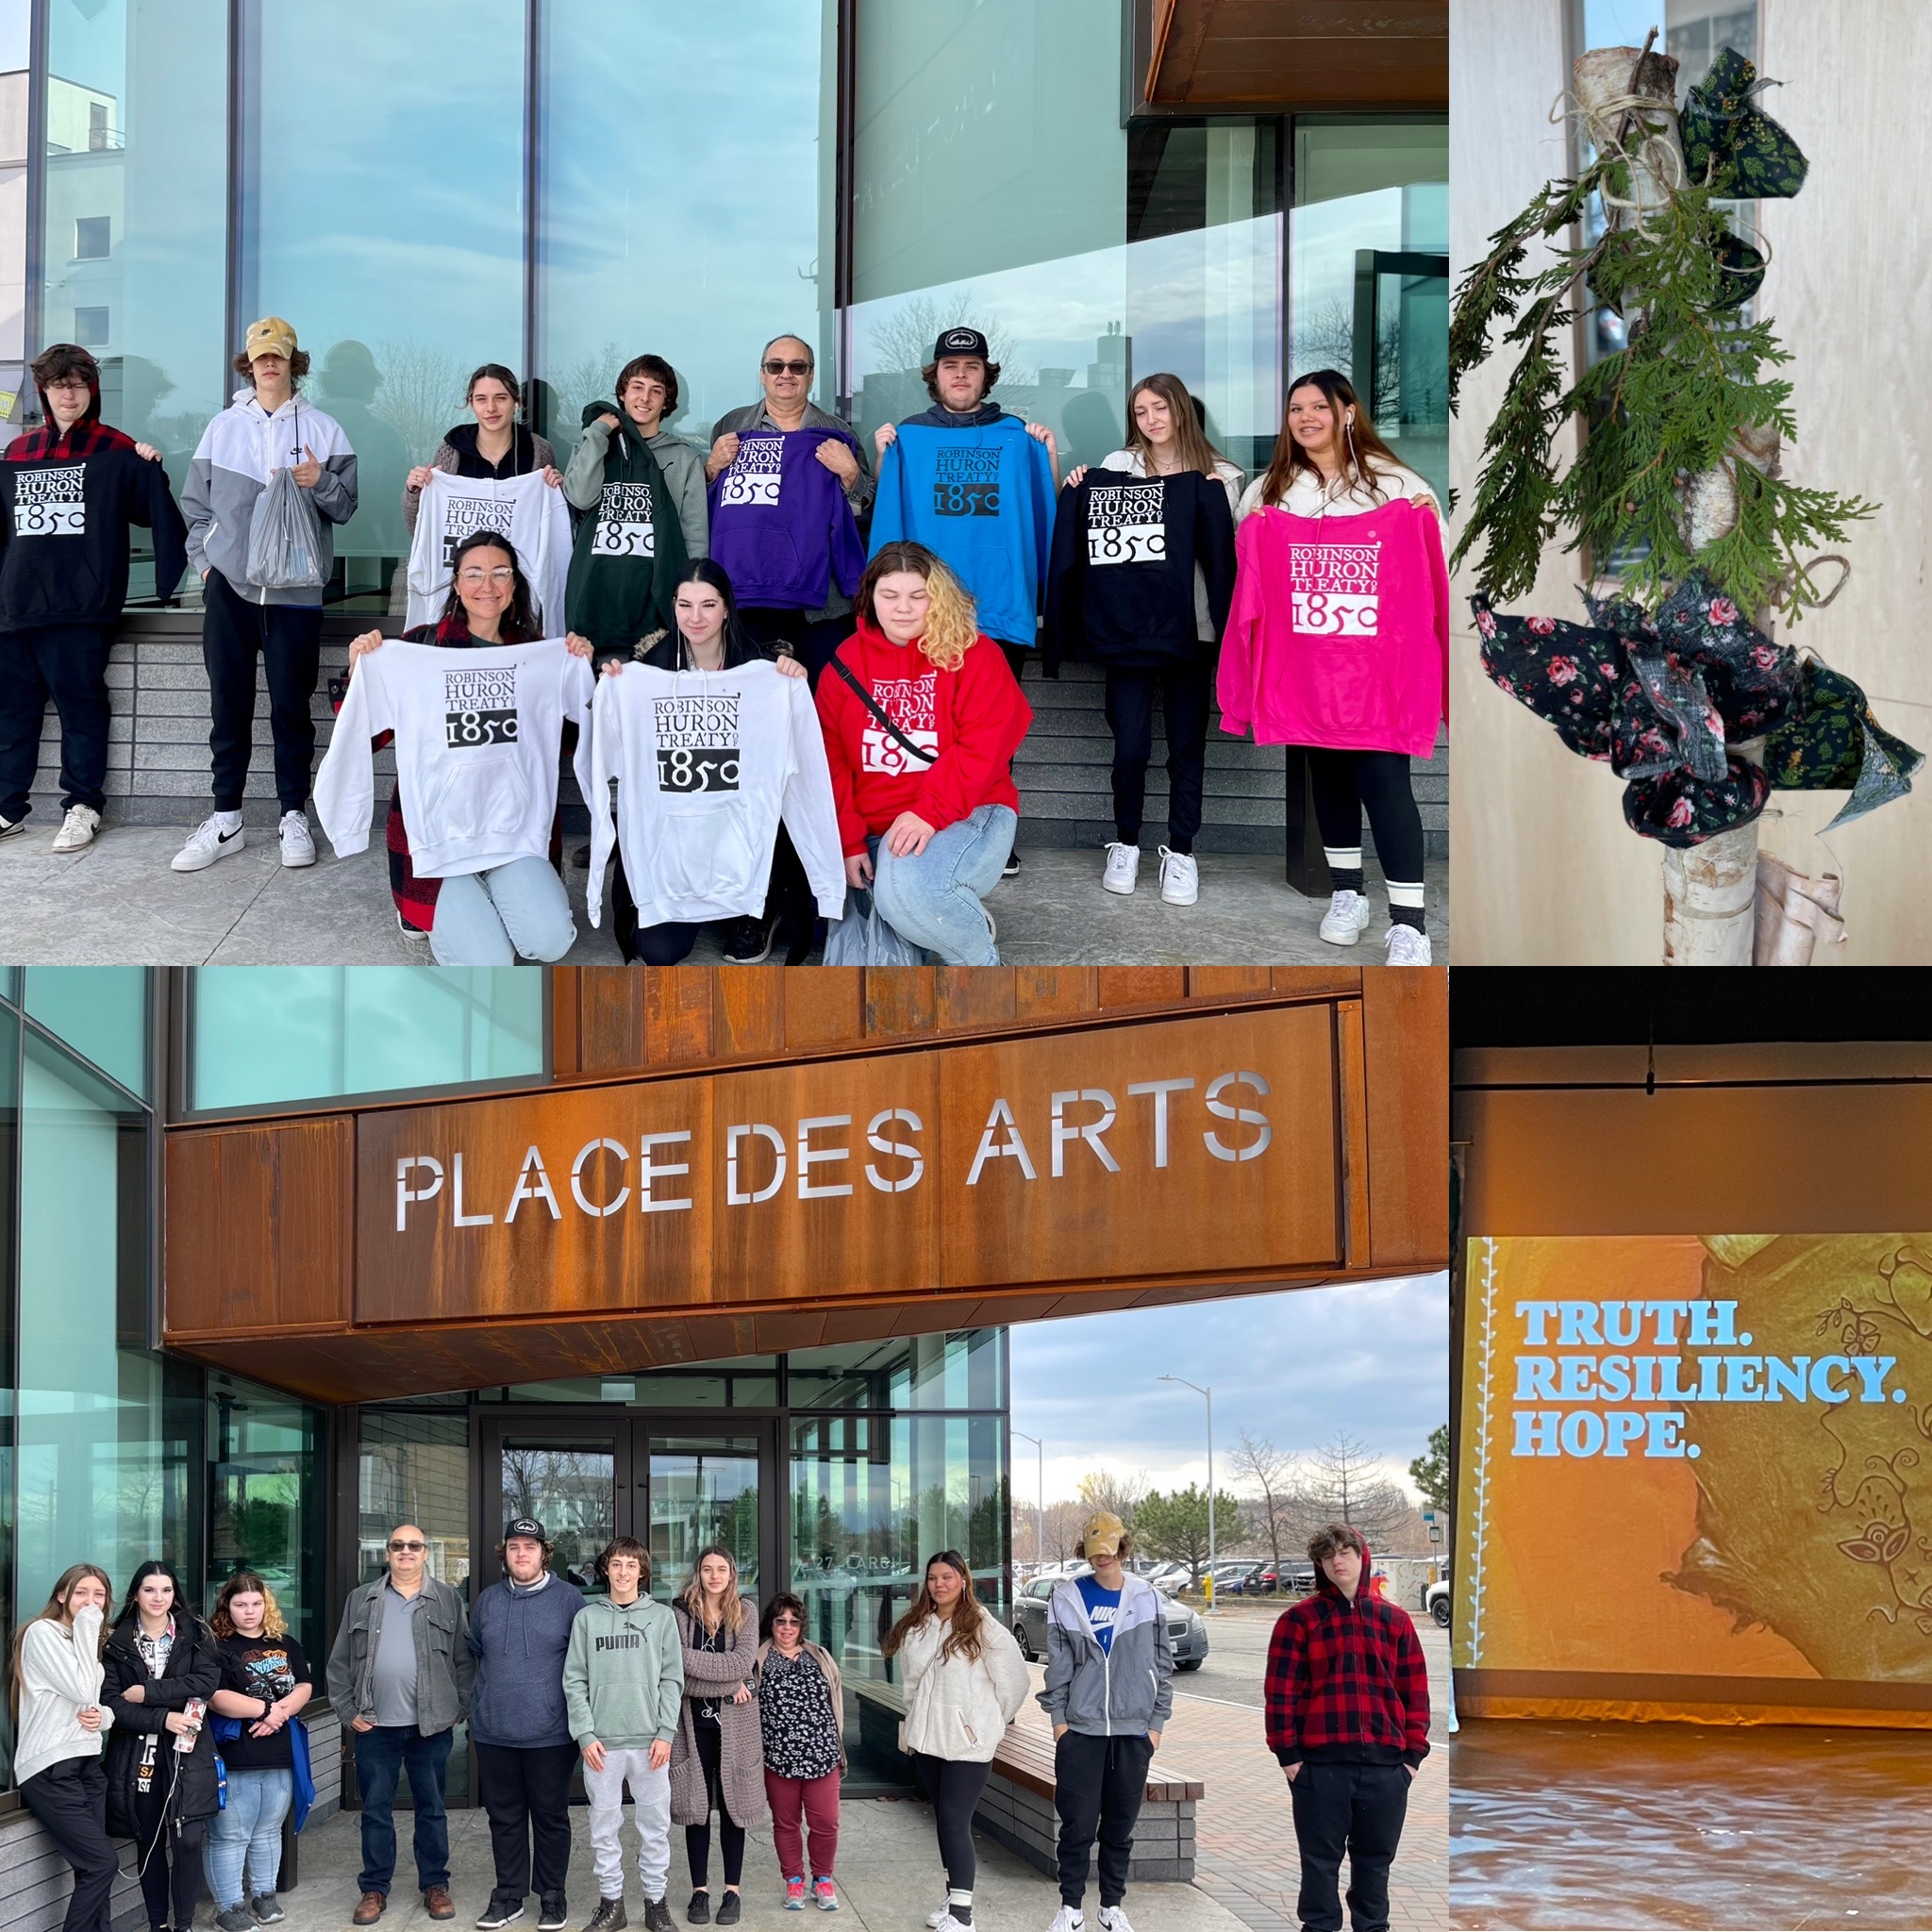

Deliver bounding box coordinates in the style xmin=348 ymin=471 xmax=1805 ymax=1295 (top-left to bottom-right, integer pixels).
xmin=1263 ymin=1575 xmax=1431 ymax=1768
xmin=7 ymin=417 xmax=136 ymax=462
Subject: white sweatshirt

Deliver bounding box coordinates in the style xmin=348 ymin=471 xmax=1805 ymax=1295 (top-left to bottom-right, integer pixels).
xmin=14 ymin=1605 xmax=111 ymax=1787
xmin=586 ymin=660 xmax=845 ymax=929
xmin=406 ymin=470 xmax=572 ymax=634
xmin=894 ymin=1613 xmax=1031 ymax=1764
xmin=315 ymin=639 xmax=596 ymax=878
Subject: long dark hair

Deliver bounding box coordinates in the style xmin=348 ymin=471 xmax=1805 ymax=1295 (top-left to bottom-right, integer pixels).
xmin=1257 ymin=367 xmax=1404 ymax=510
xmin=759 ymin=1591 xmax=808 ymax=1643
xmin=661 ymin=558 xmax=765 ymax=669
xmin=114 ymin=1559 xmax=191 ymax=1636
xmin=440 ymin=528 xmax=539 ymax=641
xmin=882 ymin=1550 xmax=989 ymax=1665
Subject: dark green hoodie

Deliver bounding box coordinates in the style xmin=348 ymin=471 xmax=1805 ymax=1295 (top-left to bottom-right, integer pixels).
xmin=564 ymin=400 xmax=690 ymax=653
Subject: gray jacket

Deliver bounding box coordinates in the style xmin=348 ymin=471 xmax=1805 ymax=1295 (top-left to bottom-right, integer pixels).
xmin=325 ymin=1574 xmax=474 ymax=1737
xmin=1037 ymin=1574 xmax=1175 ymax=1738
xmin=564 ymin=416 xmax=709 ymax=560
xmin=710 ymin=400 xmax=874 ymax=621
xmin=183 ymin=389 xmax=358 ymax=607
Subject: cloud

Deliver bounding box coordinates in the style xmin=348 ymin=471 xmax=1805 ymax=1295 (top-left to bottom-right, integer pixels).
xmin=1009 ymin=1274 xmax=1448 ymax=1500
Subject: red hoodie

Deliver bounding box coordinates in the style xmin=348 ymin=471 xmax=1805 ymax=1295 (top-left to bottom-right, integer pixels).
xmin=815 ymin=618 xmax=1032 ymax=855
xmin=1262 ymin=1543 xmax=1431 ymax=1769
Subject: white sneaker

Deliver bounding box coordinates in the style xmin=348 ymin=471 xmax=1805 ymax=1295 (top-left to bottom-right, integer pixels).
xmin=1385 ymin=923 xmax=1432 ymax=965
xmin=1050 ymin=1908 xmax=1086 ymax=1932
xmin=925 ymin=1907 xmax=950 ymax=1930
xmin=0 ymin=811 xmax=25 ymax=838
xmin=1158 ymin=847 xmax=1198 ymax=906
xmin=1101 ymin=842 xmax=1141 ymax=894
xmin=279 ymin=809 xmax=316 ymax=868
xmin=51 ymin=804 xmax=100 ymax=853
xmin=1319 ymin=889 xmax=1372 ymax=945
xmin=171 ymin=811 xmax=246 ymax=872
xmin=1097 ymin=1911 xmax=1134 ymax=1932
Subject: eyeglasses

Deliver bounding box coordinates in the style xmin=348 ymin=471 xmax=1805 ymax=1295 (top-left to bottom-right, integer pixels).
xmin=763 ymin=359 xmax=811 ymax=376
xmin=772 ymin=1613 xmax=802 ymax=1626
xmin=388 ymin=1540 xmax=426 ymax=1553
xmin=457 ymin=567 xmax=517 ymax=585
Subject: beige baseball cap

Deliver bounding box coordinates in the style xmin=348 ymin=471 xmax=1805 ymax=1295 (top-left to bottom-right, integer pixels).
xmin=1081 ymin=1510 xmax=1125 ymax=1557
xmin=243 ymin=316 xmax=297 ymax=362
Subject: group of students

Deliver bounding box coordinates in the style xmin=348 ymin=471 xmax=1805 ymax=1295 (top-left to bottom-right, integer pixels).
xmin=0 ymin=310 xmax=1445 ymax=965
xmin=14 ymin=1509 xmax=1426 ymax=1932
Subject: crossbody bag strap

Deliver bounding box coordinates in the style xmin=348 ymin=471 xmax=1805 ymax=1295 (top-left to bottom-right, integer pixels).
xmin=831 ymin=656 xmax=938 ymax=765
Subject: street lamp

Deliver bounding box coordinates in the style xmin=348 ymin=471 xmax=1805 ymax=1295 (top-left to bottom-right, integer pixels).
xmin=1158 ymin=1374 xmax=1214 ymax=1607
xmin=1012 ymin=1428 xmax=1045 ymax=1571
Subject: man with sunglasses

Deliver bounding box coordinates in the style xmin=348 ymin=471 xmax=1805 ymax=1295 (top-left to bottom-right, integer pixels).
xmin=327 ymin=1524 xmax=475 ymax=1928
xmin=706 ymin=337 xmax=873 ymax=682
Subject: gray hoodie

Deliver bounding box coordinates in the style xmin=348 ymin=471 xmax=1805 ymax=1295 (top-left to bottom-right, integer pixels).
xmin=1037 ymin=1573 xmax=1175 ymax=1738
xmin=562 ymin=1591 xmax=684 ymax=1750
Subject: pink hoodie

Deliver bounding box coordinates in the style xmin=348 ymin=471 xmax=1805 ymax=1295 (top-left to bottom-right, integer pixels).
xmin=1218 ymin=498 xmax=1448 ymax=756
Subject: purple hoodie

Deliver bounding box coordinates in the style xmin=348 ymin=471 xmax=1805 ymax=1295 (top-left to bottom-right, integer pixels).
xmin=707 ymin=425 xmax=866 ymax=610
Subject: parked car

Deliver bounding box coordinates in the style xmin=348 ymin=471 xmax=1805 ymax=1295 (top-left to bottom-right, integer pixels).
xmin=1424 ymin=1575 xmax=1450 ymax=1626
xmin=1011 ymin=1574 xmax=1208 ymax=1671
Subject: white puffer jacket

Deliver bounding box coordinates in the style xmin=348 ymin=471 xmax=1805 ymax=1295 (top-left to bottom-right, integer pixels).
xmin=895 ymin=1612 xmax=1031 ymax=1763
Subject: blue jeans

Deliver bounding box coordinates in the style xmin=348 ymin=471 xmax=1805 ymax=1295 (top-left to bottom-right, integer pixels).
xmin=869 ymin=803 xmax=1015 ymax=965
xmin=208 ymin=1765 xmax=292 ymax=1908
xmin=428 ymin=857 xmax=576 ymax=966
xmin=355 ymin=1724 xmax=454 ymax=1897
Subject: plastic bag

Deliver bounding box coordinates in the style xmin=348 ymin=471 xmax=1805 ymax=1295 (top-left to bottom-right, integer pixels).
xmin=823 ymin=882 xmax=924 ymax=966
xmin=246 ymin=463 xmax=325 ymax=591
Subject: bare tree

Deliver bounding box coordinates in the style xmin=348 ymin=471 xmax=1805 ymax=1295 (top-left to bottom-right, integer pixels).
xmin=864 ymin=295 xmax=1027 ymax=386
xmin=1010 ymin=1497 xmax=1089 ymax=1565
xmin=1232 ymin=1429 xmax=1302 ymax=1573
xmin=1307 ymin=1431 xmax=1413 ymax=1550
xmin=1076 ymin=1466 xmax=1150 ymax=1528
xmin=370 ymin=338 xmax=470 ymax=468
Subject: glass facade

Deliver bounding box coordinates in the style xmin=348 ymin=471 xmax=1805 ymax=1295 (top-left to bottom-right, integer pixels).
xmin=187 ymin=965 xmax=545 ymax=1111
xmin=25 ymin=3 xmax=1442 ymax=608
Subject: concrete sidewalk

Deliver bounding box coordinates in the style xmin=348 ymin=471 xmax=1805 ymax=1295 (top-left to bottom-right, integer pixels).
xmin=275 ymin=1790 xmax=1249 ymax=1932
xmin=0 ymin=825 xmax=1449 ymax=965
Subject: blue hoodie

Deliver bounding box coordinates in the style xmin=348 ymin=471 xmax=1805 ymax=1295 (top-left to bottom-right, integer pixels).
xmin=468 ymin=1571 xmax=586 ymax=1749
xmin=869 ymin=417 xmax=1057 ymax=648
xmin=707 ymin=425 xmax=867 ymax=610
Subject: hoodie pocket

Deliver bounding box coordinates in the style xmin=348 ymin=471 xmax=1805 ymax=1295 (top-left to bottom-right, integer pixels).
xmin=415 ymin=749 xmax=534 ymax=852
xmin=657 ymin=806 xmax=757 ymax=907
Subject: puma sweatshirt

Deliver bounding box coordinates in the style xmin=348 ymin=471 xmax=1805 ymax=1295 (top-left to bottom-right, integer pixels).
xmin=314 ymin=638 xmax=595 ymax=877
xmin=586 ymin=658 xmax=846 ymax=929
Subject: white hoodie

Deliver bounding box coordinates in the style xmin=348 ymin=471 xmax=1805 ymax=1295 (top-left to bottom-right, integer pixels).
xmin=586 ymin=659 xmax=846 ymax=929
xmin=14 ymin=1603 xmax=111 ymax=1787
xmin=893 ymin=1612 xmax=1030 ymax=1764
xmin=315 ymin=638 xmax=595 ymax=878
xmin=406 ymin=470 xmax=572 ymax=634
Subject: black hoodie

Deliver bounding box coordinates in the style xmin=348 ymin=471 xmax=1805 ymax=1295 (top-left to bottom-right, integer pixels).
xmin=0 ymin=365 xmax=188 ymax=628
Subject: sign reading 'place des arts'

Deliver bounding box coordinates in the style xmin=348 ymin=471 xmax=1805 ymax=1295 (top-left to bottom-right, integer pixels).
xmin=355 ymin=1008 xmax=1344 ymax=1320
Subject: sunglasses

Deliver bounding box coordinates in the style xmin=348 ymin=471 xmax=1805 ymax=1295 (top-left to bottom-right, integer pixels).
xmin=772 ymin=1612 xmax=802 ymax=1625
xmin=388 ymin=1540 xmax=426 ymax=1553
xmin=763 ymin=359 xmax=811 ymax=376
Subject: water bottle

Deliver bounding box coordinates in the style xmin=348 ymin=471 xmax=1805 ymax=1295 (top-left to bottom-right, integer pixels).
xmin=176 ymin=1696 xmax=204 ymax=1754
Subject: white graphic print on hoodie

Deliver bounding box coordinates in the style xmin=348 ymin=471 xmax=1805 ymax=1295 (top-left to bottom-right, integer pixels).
xmin=405 ymin=470 xmax=573 ymax=634
xmin=586 ymin=660 xmax=846 ymax=930
xmin=314 ymin=639 xmax=595 ymax=878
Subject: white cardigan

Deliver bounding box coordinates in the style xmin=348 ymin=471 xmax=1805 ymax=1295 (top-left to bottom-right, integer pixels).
xmin=15 ymin=1606 xmax=111 ymax=1786
xmin=895 ymin=1613 xmax=1031 ymax=1763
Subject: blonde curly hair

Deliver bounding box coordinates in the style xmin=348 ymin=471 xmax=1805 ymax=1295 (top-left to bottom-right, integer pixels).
xmin=858 ymin=541 xmax=980 ymax=674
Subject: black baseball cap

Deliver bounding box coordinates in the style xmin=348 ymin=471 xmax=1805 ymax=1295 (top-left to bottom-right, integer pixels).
xmin=931 ymin=326 xmax=990 ymax=362
xmin=504 ymin=1517 xmax=547 ymax=1543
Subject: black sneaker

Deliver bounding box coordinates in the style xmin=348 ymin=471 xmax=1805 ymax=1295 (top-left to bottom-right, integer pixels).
xmin=1002 ymin=844 xmax=1022 ymax=878
xmin=583 ymin=1904 xmax=626 ymax=1932
xmin=476 ymin=1902 xmax=525 ymax=1931
xmin=715 ymin=1898 xmax=741 ymax=1928
xmin=217 ymin=1909 xmax=258 ymax=1932
xmin=249 ymin=1897 xmax=287 ymax=1925
xmin=644 ymin=1904 xmax=675 ymax=1932
xmin=721 ymin=916 xmax=774 ymax=964
xmin=687 ymin=1894 xmax=710 ymax=1927
xmin=540 ymin=1902 xmax=569 ymax=1932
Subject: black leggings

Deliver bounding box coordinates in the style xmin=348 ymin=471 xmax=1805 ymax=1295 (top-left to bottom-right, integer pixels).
xmin=21 ymin=1758 xmax=120 ymax=1932
xmin=686 ymin=1722 xmax=744 ymax=1889
xmin=912 ymin=1753 xmax=993 ymax=1893
xmin=132 ymin=1785 xmax=205 ymax=1932
xmin=1307 ymin=748 xmax=1426 ymax=929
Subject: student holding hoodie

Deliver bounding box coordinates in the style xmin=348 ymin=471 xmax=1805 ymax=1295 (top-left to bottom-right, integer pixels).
xmin=175 ymin=315 xmax=358 ymax=875
xmin=12 ymin=1564 xmax=118 ymax=1932
xmin=815 ymin=542 xmax=1031 ymax=965
xmin=0 ymin=342 xmax=186 ymax=852
xmin=403 ymin=365 xmax=562 ymax=532
xmin=1037 ymin=1513 xmax=1174 ymax=1932
xmin=564 ymin=1539 xmax=684 ymax=1932
xmin=565 ymin=356 xmax=708 ymax=577
xmin=470 ymin=1519 xmax=587 ymax=1932
xmin=1263 ymin=1524 xmax=1429 ymax=1932
xmin=881 ymin=1553 xmax=1029 ymax=1932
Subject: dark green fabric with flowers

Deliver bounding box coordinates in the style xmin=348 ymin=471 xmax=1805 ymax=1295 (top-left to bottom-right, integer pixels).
xmin=1680 ymin=49 xmax=1808 ymax=199
xmin=1764 ymin=659 xmax=1926 ymax=828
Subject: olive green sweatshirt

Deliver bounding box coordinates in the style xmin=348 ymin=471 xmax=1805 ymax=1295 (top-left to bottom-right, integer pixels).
xmin=562 ymin=1591 xmax=685 ymax=1749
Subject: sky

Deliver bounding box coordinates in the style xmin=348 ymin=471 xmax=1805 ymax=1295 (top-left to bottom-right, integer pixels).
xmin=1008 ymin=1273 xmax=1448 ymax=1506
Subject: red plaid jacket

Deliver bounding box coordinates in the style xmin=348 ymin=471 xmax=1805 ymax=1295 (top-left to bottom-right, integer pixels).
xmin=1263 ymin=1574 xmax=1430 ymax=1769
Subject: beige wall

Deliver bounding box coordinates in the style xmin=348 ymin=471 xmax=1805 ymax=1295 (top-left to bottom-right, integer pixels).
xmin=1450 ymin=0 xmax=1932 ymax=961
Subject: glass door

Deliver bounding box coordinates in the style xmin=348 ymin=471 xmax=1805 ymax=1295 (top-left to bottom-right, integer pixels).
xmin=647 ymin=1433 xmax=766 ymax=1605
xmin=480 ymin=1421 xmax=628 ymax=1597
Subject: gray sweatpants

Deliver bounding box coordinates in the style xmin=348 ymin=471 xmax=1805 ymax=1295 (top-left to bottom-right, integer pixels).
xmin=584 ymin=1750 xmax=673 ymax=1903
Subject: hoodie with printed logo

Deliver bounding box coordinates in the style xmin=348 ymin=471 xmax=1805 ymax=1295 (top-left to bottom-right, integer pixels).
xmin=562 ymin=1592 xmax=685 ymax=1751
xmin=814 ymin=617 xmax=1032 ymax=856
xmin=562 ymin=403 xmax=691 ymax=654
xmin=1038 ymin=1571 xmax=1175 ymax=1738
